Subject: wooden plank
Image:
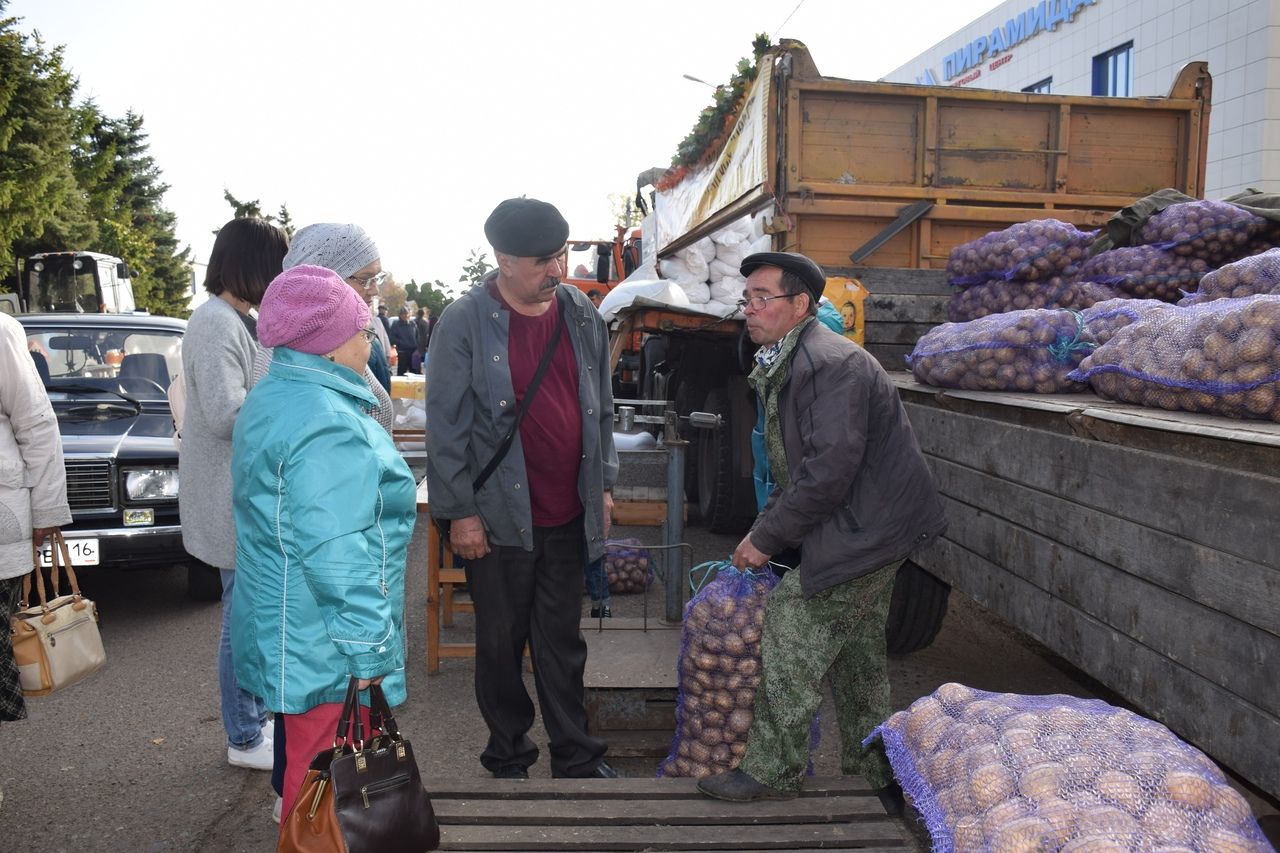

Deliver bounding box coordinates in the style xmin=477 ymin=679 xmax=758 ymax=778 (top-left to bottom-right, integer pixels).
xmin=426 ymin=776 xmax=874 ymax=799
xmin=434 ymin=794 xmax=889 ymax=824
xmin=826 ymin=266 xmax=950 ymax=294
xmin=903 ymin=402 xmax=1279 ymax=570
xmin=612 ymin=501 xmax=682 ymax=526
xmin=437 ymin=821 xmax=908 ymax=851
xmin=863 ymin=320 xmax=937 ymax=346
xmin=914 ymin=537 xmax=1280 ymax=799
xmin=935 ymin=489 xmax=1280 ymax=712
xmin=928 ymin=456 xmax=1280 ymax=639
xmin=865 ymin=344 xmax=914 ymax=372
xmin=863 ymin=293 xmax=948 ymax=324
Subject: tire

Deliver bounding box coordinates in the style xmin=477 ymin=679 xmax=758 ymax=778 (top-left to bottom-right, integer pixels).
xmin=187 ymin=561 xmax=224 ymax=602
xmin=696 ymin=389 xmax=743 ymax=533
xmin=885 ymin=559 xmax=951 ymax=656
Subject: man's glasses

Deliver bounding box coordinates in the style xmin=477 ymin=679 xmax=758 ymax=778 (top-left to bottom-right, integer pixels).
xmin=737 ymin=293 xmax=797 ymax=312
xmin=349 ymin=271 xmax=387 ymax=290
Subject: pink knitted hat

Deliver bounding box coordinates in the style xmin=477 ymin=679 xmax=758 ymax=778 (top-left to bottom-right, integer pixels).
xmin=258 ymin=264 xmax=371 ymax=356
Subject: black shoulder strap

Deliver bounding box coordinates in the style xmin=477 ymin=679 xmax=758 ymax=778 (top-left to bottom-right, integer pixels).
xmin=471 ymin=289 xmax=569 ymax=493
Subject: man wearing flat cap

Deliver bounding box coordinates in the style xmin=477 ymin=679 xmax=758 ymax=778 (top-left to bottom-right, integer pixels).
xmin=696 ymin=251 xmax=946 ymax=810
xmin=426 ymin=198 xmax=618 ymax=780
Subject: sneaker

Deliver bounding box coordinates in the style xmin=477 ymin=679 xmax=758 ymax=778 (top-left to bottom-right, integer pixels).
xmin=271 ymin=795 xmax=283 ymax=823
xmin=261 ymin=719 xmax=274 ymax=744
xmin=589 ymin=605 xmax=612 ymax=618
xmin=228 ymin=737 xmax=274 ymax=771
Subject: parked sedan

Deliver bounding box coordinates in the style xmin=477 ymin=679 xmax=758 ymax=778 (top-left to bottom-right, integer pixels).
xmin=19 ymin=312 xmax=221 ymax=599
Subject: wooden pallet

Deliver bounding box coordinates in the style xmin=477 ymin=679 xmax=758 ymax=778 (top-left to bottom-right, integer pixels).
xmin=425 ymin=776 xmax=913 ymax=851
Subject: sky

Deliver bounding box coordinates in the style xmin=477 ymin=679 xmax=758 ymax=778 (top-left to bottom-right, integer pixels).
xmin=8 ymin=0 xmax=999 ymax=290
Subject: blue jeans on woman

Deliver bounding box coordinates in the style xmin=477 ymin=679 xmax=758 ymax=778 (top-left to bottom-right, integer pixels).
xmin=220 ymin=569 xmax=268 ymax=749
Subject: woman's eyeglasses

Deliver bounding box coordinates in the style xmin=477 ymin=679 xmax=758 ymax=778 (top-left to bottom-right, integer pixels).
xmin=348 ymin=272 xmax=388 ymax=290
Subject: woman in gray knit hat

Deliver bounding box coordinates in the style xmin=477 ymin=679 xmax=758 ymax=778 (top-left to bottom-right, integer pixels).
xmin=251 ymin=223 xmax=395 ymax=434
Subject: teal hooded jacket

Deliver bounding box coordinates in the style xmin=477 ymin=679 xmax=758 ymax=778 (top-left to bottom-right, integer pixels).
xmin=230 ymin=346 xmax=416 ymax=713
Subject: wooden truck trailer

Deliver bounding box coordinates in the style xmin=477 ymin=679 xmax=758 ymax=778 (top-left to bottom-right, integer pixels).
xmin=610 ymin=43 xmax=1280 ymax=800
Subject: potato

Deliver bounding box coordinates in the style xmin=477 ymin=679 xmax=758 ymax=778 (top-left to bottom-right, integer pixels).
xmin=1141 ymin=801 xmax=1196 ymax=847
xmin=1059 ymin=835 xmax=1130 ymax=852
xmin=1095 ymin=769 xmax=1144 ymax=815
xmin=1201 ymin=827 xmax=1267 ymax=853
xmin=990 ymin=817 xmax=1055 ymax=853
xmin=1017 ymin=761 xmax=1066 ymax=802
xmin=1076 ymin=804 xmax=1139 ymax=844
xmin=603 ymin=538 xmax=655 ymax=594
xmin=1037 ymin=797 xmax=1078 ymax=846
xmin=970 ymin=762 xmax=1016 ymax=810
xmin=1162 ymin=770 xmax=1213 ymax=811
xmin=953 ymin=815 xmax=986 ymax=849
xmin=935 ymin=681 xmax=977 ymax=710
xmin=1210 ymin=784 xmax=1255 ymax=828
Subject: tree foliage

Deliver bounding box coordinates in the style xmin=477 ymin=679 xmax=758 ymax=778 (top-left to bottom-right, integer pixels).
xmin=218 ymin=190 xmax=294 ymax=237
xmin=404 ymin=279 xmax=451 ymax=316
xmin=671 ymin=34 xmax=772 ymax=171
xmin=460 ymin=248 xmax=493 ymax=285
xmin=0 ymin=3 xmax=192 ymax=315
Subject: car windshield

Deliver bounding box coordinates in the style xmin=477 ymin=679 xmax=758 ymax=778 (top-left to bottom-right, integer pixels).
xmin=25 ymin=326 xmax=182 ymax=402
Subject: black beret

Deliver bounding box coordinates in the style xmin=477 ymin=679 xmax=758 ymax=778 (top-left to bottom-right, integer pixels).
xmin=740 ymin=251 xmax=827 ymax=303
xmin=483 ymin=198 xmax=570 ymax=258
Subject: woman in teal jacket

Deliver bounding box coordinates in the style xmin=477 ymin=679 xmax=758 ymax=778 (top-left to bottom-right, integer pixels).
xmin=230 ymin=265 xmax=416 ymax=822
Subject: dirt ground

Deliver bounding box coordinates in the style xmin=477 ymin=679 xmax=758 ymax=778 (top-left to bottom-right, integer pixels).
xmin=399 ymin=519 xmax=1279 ymax=848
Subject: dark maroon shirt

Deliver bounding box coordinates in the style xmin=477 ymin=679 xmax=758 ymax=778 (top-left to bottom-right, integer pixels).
xmin=494 ymin=284 xmax=583 ymax=526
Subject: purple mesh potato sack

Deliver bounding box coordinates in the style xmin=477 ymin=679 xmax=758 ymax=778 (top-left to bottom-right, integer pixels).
xmin=658 ymin=561 xmax=779 ymax=779
xmin=1076 ymin=245 xmax=1211 ymax=303
xmin=946 ymin=220 xmax=1097 ymax=285
xmin=1135 ymin=199 xmax=1271 ymax=265
xmin=1080 ymin=297 xmax=1172 ymax=347
xmin=947 ymin=275 xmax=1120 ymax=322
xmin=1070 ymin=295 xmax=1280 ymax=423
xmin=907 ymin=309 xmax=1097 ymax=393
xmin=603 ymin=538 xmax=654 ymax=594
xmin=1181 ymin=248 xmax=1280 ymax=306
xmin=865 ymin=683 xmax=1274 ymax=853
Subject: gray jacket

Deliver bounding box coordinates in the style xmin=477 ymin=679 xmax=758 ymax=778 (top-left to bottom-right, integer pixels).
xmin=178 ymin=296 xmax=258 ymax=569
xmin=0 ymin=313 xmax=71 ymax=579
xmin=750 ymin=321 xmax=947 ymax=597
xmin=425 ymin=278 xmax=618 ymax=561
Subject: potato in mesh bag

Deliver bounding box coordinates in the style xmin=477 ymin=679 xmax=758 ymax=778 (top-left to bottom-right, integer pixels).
xmin=603 ymin=538 xmax=654 ymax=594
xmin=1070 ymin=295 xmax=1280 ymax=423
xmin=1135 ymin=200 xmax=1270 ymax=265
xmin=1080 ymin=298 xmax=1172 ymax=347
xmin=865 ymin=684 xmax=1273 ymax=852
xmin=1181 ymin=248 xmax=1280 ymax=306
xmin=1076 ymin=245 xmax=1211 ymax=302
xmin=947 ymin=275 xmax=1120 ymax=322
xmin=907 ymin=309 xmax=1097 ymax=393
xmin=659 ymin=562 xmax=779 ymax=779
xmin=945 ymin=219 xmax=1097 ymax=284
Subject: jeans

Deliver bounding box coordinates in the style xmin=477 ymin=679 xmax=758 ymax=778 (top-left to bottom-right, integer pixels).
xmin=584 ymin=550 xmax=610 ymax=607
xmin=220 ymin=569 xmax=268 ymax=749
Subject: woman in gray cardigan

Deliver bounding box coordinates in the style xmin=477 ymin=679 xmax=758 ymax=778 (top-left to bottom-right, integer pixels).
xmin=179 ymin=217 xmax=288 ymax=772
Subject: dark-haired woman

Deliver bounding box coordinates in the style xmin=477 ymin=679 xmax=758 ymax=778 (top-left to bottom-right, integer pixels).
xmin=178 ymin=216 xmax=288 ymax=774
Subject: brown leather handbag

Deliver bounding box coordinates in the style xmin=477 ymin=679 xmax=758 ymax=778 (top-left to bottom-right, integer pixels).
xmin=278 ymin=679 xmax=440 ymax=853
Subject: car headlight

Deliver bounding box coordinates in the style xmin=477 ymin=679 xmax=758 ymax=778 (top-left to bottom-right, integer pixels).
xmin=125 ymin=468 xmax=179 ymax=501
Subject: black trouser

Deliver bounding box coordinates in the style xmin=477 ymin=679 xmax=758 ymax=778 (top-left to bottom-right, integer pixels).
xmin=464 ymin=515 xmax=606 ymax=777
xmin=395 ymin=346 xmax=414 ymax=375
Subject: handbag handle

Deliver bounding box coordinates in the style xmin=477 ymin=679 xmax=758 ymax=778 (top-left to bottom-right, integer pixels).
xmin=366 ymin=683 xmax=402 ymax=740
xmin=46 ymin=530 xmax=85 ymax=600
xmin=332 ymin=677 xmax=361 ymax=749
xmin=25 ymin=529 xmax=78 ymax=610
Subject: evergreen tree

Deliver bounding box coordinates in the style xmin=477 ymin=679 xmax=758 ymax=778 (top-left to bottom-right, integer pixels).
xmin=0 ymin=4 xmax=94 ymax=287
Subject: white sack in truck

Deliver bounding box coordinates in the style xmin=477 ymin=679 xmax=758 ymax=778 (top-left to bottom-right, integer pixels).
xmin=709 ymin=258 xmax=741 ymax=282
xmin=710 ymin=278 xmax=744 ymax=303
xmin=681 ymin=280 xmax=712 ymax=304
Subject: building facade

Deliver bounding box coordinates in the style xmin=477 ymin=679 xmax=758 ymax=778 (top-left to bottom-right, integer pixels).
xmin=883 ymin=0 xmax=1278 ymax=200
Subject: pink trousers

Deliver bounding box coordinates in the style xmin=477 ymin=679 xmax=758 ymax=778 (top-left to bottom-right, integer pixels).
xmin=279 ymin=701 xmax=374 ymax=829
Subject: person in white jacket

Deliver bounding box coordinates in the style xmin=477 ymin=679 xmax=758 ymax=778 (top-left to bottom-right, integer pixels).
xmin=0 ymin=312 xmax=71 ymax=724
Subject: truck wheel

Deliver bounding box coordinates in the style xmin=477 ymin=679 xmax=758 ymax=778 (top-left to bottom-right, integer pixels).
xmin=187 ymin=561 xmax=224 ymax=602
xmin=696 ymin=389 xmax=741 ymax=533
xmin=885 ymin=559 xmax=950 ymax=656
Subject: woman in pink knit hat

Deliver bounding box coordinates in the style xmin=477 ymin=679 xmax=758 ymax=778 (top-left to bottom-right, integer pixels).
xmin=229 ymin=265 xmax=417 ymax=825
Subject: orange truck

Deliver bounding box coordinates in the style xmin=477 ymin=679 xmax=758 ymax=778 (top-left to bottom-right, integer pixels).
xmin=560 ymin=226 xmax=643 ymax=302
xmin=607 ymin=42 xmax=1280 ymax=801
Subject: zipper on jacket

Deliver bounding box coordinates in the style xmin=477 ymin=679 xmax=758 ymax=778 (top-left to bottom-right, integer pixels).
xmin=361 ymin=773 xmax=412 ymax=808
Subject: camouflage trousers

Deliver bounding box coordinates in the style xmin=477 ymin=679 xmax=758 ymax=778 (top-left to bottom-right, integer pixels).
xmin=737 ymin=561 xmax=901 ymax=792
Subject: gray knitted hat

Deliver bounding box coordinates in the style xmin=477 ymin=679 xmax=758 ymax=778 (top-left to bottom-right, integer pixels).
xmin=283 ymin=223 xmax=380 ymax=279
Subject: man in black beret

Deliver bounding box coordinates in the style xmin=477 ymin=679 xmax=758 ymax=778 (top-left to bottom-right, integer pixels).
xmin=696 ymin=251 xmax=947 ymax=812
xmin=426 ymin=198 xmax=619 ymax=780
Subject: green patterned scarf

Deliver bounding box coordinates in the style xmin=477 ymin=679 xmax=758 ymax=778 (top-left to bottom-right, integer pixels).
xmin=748 ymin=317 xmax=813 ymax=490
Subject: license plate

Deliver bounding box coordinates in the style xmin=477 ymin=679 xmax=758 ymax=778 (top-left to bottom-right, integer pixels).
xmin=38 ymin=538 xmax=100 ymax=568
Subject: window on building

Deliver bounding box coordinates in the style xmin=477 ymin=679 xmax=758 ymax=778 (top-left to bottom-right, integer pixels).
xmin=1093 ymin=42 xmax=1133 ymax=96
xmin=1022 ymin=77 xmax=1053 ymax=94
